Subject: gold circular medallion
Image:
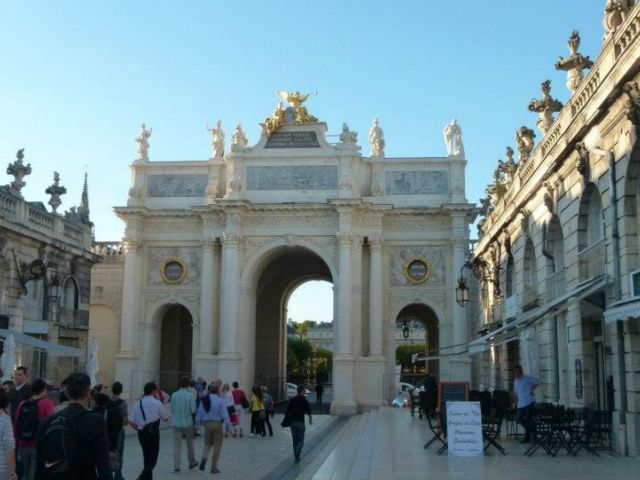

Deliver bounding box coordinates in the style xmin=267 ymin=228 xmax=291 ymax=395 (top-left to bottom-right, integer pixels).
xmin=160 ymin=257 xmax=187 ymax=285
xmin=403 ymin=256 xmax=431 ymax=284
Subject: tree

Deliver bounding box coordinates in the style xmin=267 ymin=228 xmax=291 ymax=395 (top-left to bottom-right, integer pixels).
xmin=295 ymin=320 xmax=316 ymax=340
xmin=395 ymin=345 xmax=425 ymax=371
xmin=288 ymin=338 xmax=313 ymax=368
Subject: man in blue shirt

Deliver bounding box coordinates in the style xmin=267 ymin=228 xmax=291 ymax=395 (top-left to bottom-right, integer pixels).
xmin=170 ymin=376 xmax=198 ymax=472
xmin=513 ymin=365 xmax=539 ymax=443
xmin=195 ymin=383 xmax=231 ymax=474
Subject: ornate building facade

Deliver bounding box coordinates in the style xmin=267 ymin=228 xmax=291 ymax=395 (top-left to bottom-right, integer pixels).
xmin=99 ymin=94 xmax=476 ymax=413
xmin=0 ymin=151 xmax=97 ymax=381
xmin=470 ymin=3 xmax=640 ymax=455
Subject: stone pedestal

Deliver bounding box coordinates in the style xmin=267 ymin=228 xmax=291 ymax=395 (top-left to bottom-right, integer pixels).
xmin=115 ymin=352 xmax=141 ymax=399
xmin=193 ymin=353 xmax=217 ymax=382
xmin=331 ymin=354 xmax=357 ymax=415
xmin=216 ymin=354 xmax=241 ymax=385
xmin=355 ymin=356 xmax=386 ymax=408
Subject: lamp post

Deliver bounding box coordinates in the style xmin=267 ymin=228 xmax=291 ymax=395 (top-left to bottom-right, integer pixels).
xmin=402 ymin=321 xmax=410 ymax=340
xmin=455 ymin=264 xmax=470 ymax=308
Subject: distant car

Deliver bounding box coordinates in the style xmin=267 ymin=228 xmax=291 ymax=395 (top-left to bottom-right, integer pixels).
xmin=287 ymin=383 xmax=311 ymax=398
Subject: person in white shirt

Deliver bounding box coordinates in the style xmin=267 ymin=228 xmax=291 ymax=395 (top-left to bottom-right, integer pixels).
xmin=128 ymin=382 xmax=169 ymax=480
xmin=512 ymin=365 xmax=539 ymax=443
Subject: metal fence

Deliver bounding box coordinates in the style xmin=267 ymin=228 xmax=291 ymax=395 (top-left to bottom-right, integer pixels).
xmin=578 ymin=238 xmax=606 ymax=283
xmin=545 ymin=268 xmax=567 ymax=303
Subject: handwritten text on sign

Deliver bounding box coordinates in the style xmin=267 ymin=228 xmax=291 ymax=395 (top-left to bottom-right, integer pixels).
xmin=446 ymin=401 xmax=483 ymax=457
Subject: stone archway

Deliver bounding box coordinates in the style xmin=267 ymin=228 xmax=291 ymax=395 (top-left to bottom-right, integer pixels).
xmin=159 ymin=304 xmax=193 ymax=392
xmin=395 ymin=303 xmax=439 ymax=378
xmin=253 ymin=246 xmax=333 ymax=401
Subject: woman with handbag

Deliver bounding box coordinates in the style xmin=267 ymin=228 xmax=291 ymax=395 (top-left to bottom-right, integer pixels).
xmin=249 ymin=386 xmax=266 ymax=437
xmin=0 ymin=389 xmax=17 ymax=480
xmin=221 ymin=384 xmax=236 ymax=438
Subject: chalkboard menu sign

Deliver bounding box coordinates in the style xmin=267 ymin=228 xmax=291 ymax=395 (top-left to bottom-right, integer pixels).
xmin=438 ymin=382 xmax=469 ymax=426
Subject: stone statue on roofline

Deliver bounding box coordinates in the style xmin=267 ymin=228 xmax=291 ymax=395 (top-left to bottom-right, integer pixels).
xmin=516 ymin=126 xmax=536 ymax=163
xmin=443 ymin=118 xmax=464 ymax=157
xmin=502 ymin=146 xmax=518 ymax=186
xmin=528 ymin=80 xmax=563 ymax=133
xmin=231 ymin=123 xmax=249 ymax=151
xmin=6 ymin=149 xmax=31 ymax=198
xmin=135 ymin=124 xmax=152 ymax=162
xmin=276 ymin=90 xmax=318 ymax=125
xmin=45 ymin=171 xmax=67 ymax=214
xmin=603 ymin=1 xmax=635 ymax=38
xmin=369 ymin=117 xmax=385 ymax=157
xmin=339 ymin=122 xmax=358 ymax=147
xmin=555 ymin=31 xmax=594 ymax=94
xmin=207 ymin=120 xmax=225 ymax=158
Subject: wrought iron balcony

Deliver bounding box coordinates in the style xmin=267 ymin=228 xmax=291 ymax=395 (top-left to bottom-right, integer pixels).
xmin=545 ymin=268 xmax=567 ymax=303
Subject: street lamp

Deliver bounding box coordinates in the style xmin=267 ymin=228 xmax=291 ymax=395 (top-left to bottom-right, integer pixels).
xmin=402 ymin=321 xmax=411 ymax=339
xmin=456 ymin=265 xmax=470 ymax=307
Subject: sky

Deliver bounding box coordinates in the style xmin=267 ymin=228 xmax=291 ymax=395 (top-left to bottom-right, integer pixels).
xmin=1 ymin=1 xmax=606 ymax=322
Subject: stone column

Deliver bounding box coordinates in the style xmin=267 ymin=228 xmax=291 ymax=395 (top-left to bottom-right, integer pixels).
xmin=332 ymin=234 xmax=357 ymax=415
xmin=219 ymin=233 xmax=240 ymax=355
xmin=199 ymin=240 xmax=216 ymax=355
xmin=369 ymin=237 xmax=384 ymax=357
xmin=336 ymin=234 xmax=353 ymax=355
xmin=566 ymin=297 xmax=584 ymax=407
xmin=120 ymin=241 xmax=141 ymax=353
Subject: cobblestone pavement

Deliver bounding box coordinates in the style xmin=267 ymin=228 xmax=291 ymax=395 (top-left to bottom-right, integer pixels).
xmin=121 ymin=414 xmax=333 ymax=480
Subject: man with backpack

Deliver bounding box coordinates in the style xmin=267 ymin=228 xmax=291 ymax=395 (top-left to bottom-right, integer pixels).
xmin=9 ymin=367 xmax=31 ymax=423
xmin=92 ymin=393 xmax=123 ymax=474
xmin=128 ymin=382 xmax=169 ymax=480
xmin=35 ymin=372 xmax=111 ymax=479
xmin=110 ymin=381 xmax=128 ymax=480
xmin=14 ymin=378 xmax=55 ymax=480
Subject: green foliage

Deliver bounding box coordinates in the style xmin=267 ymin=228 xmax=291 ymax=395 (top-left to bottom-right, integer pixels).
xmin=315 ymin=347 xmax=333 ymax=374
xmin=288 ymin=338 xmax=313 ymax=366
xmin=395 ymin=345 xmax=425 ymax=370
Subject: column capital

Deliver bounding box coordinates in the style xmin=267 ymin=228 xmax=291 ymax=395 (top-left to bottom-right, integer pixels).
xmin=222 ymin=232 xmax=241 ymax=246
xmin=201 ymin=238 xmax=217 ymax=252
xmin=122 ymin=240 xmax=142 ymax=254
xmin=336 ymin=233 xmax=353 ymax=246
xmin=369 ymin=236 xmax=384 ymax=251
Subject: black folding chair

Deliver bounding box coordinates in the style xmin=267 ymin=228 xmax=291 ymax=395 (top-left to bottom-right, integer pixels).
xmin=483 ymin=408 xmax=507 ymax=455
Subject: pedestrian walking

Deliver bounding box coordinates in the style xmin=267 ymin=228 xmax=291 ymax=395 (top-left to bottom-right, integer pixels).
xmin=14 ymin=378 xmax=55 ymax=480
xmin=314 ymin=383 xmax=324 ymax=406
xmin=170 ymin=376 xmax=199 ymax=472
xmin=36 ymin=372 xmax=111 ymax=479
xmin=9 ymin=367 xmax=31 ymax=423
xmin=0 ymin=389 xmax=17 ymax=480
xmin=128 ymin=382 xmax=169 ymax=480
xmin=513 ymin=365 xmax=539 ymax=443
xmin=92 ymin=393 xmax=123 ymax=475
xmin=196 ymin=383 xmax=231 ymax=474
xmin=111 ymin=381 xmax=128 ymax=480
xmin=284 ymin=385 xmax=312 ymax=463
xmin=231 ymin=382 xmax=247 ymax=437
xmin=261 ymin=386 xmax=274 ymax=437
xmin=221 ymin=383 xmax=236 ymax=437
xmin=249 ymin=386 xmax=265 ymax=437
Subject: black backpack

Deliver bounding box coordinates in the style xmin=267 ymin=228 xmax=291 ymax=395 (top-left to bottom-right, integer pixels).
xmin=16 ymin=399 xmax=40 ymax=441
xmin=39 ymin=409 xmax=88 ymax=478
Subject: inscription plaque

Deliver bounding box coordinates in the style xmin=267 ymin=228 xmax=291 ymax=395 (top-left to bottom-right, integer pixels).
xmin=385 ymin=171 xmax=448 ymax=195
xmin=265 ymin=131 xmax=320 ymax=148
xmin=247 ymin=166 xmax=337 ymax=190
xmin=147 ymin=174 xmax=207 ymax=197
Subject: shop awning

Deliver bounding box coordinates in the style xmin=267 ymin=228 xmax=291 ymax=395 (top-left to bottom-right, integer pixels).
xmin=603 ymin=298 xmax=640 ymax=324
xmin=468 ymin=275 xmax=609 ymax=354
xmin=0 ymin=329 xmax=83 ymax=357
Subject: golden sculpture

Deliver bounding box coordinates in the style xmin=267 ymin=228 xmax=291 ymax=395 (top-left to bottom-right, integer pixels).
xmin=263 ymin=90 xmax=318 ymax=135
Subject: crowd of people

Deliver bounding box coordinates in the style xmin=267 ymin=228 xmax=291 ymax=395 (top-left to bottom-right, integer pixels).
xmin=0 ymin=368 xmax=314 ymax=479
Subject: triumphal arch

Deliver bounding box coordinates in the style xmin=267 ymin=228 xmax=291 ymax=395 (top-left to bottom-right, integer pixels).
xmin=114 ymin=93 xmax=476 ymax=413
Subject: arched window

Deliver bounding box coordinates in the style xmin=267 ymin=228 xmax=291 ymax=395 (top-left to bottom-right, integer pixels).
xmin=578 ymin=184 xmax=605 ymax=281
xmin=60 ymin=276 xmax=79 ymax=326
xmin=505 ymin=254 xmax=515 ymax=298
xmin=545 ymin=216 xmax=566 ymax=300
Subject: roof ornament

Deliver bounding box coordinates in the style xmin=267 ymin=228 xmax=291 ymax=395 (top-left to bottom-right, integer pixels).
xmin=6 ymin=149 xmax=31 ymax=198
xmin=555 ymin=31 xmax=594 ymax=94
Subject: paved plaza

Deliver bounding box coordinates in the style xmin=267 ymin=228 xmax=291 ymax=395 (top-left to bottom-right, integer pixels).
xmin=118 ymin=407 xmax=639 ymax=480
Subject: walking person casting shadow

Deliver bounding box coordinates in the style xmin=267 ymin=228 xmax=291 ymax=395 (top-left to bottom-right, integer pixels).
xmin=282 ymin=385 xmax=312 ymax=463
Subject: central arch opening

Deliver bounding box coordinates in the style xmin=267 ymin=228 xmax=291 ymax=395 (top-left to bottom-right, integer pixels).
xmin=254 ymin=247 xmax=333 ymax=401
